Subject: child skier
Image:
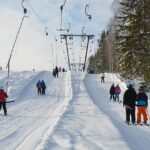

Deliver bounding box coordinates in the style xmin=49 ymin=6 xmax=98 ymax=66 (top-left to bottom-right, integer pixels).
xmin=136 ymin=86 xmax=148 ymax=125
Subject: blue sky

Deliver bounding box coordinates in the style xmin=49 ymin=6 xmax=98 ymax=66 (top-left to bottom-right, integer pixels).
xmin=0 ymin=0 xmax=113 ymax=71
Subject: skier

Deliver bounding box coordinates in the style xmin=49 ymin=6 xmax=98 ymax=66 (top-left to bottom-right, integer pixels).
xmin=0 ymin=87 xmax=8 ymax=116
xmin=109 ymin=84 xmax=115 ymax=101
xmin=123 ymin=84 xmax=137 ymax=124
xmin=36 ymin=80 xmax=42 ymax=95
xmin=59 ymin=67 xmax=61 ymax=72
xmin=55 ymin=66 xmax=59 ymax=78
xmin=114 ymin=84 xmax=121 ymax=102
xmin=101 ymin=72 xmax=105 ymax=83
xmin=41 ymin=80 xmax=46 ymax=95
xmin=62 ymin=68 xmax=65 ymax=72
xmin=136 ymin=86 xmax=148 ymax=125
xmin=52 ymin=69 xmax=56 ymax=77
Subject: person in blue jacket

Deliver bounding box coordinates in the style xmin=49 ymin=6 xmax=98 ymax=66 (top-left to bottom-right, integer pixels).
xmin=41 ymin=80 xmax=46 ymax=95
xmin=36 ymin=80 xmax=42 ymax=95
xmin=136 ymin=86 xmax=148 ymax=124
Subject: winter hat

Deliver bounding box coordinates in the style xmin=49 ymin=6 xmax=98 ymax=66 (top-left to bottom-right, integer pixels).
xmin=139 ymin=86 xmax=144 ymax=91
xmin=127 ymin=84 xmax=133 ymax=88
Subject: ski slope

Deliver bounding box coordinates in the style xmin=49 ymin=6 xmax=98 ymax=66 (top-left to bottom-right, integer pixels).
xmin=0 ymin=71 xmax=150 ymax=150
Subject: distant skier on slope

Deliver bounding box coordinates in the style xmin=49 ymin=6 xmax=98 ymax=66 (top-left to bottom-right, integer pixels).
xmin=55 ymin=66 xmax=59 ymax=78
xmin=123 ymin=84 xmax=137 ymax=124
xmin=0 ymin=87 xmax=8 ymax=116
xmin=36 ymin=80 xmax=42 ymax=95
xmin=41 ymin=80 xmax=46 ymax=95
xmin=136 ymin=86 xmax=148 ymax=125
xmin=101 ymin=72 xmax=105 ymax=83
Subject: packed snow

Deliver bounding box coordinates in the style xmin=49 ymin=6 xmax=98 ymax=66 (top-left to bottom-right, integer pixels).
xmin=0 ymin=71 xmax=150 ymax=150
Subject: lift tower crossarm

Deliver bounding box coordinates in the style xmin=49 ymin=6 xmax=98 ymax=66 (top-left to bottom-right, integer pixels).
xmin=60 ymin=34 xmax=94 ymax=71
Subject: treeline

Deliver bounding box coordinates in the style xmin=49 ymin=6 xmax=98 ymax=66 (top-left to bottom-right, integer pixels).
xmin=88 ymin=0 xmax=150 ymax=82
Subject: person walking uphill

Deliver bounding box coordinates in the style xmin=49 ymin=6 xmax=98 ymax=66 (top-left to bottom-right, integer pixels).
xmin=41 ymin=80 xmax=46 ymax=95
xmin=0 ymin=87 xmax=8 ymax=116
xmin=114 ymin=84 xmax=121 ymax=102
xmin=36 ymin=80 xmax=42 ymax=95
xmin=55 ymin=66 xmax=59 ymax=78
xmin=123 ymin=84 xmax=137 ymax=124
xmin=109 ymin=84 xmax=115 ymax=101
xmin=136 ymin=86 xmax=148 ymax=125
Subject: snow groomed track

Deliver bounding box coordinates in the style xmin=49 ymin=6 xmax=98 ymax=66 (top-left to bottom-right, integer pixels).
xmin=0 ymin=71 xmax=150 ymax=150
xmin=0 ymin=71 xmax=72 ymax=150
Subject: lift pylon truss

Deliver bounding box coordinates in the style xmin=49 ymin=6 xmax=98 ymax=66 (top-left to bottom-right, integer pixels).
xmin=60 ymin=34 xmax=94 ymax=71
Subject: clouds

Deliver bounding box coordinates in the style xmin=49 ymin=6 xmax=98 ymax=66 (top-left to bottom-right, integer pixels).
xmin=0 ymin=0 xmax=113 ymax=71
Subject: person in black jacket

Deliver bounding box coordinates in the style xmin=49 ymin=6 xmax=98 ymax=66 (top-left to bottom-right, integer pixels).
xmin=109 ymin=84 xmax=115 ymax=101
xmin=123 ymin=84 xmax=137 ymax=124
xmin=55 ymin=66 xmax=59 ymax=78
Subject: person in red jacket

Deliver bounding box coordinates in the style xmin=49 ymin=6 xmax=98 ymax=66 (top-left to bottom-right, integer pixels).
xmin=0 ymin=87 xmax=8 ymax=115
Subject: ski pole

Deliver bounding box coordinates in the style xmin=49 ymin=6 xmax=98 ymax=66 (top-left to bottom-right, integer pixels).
xmin=146 ymin=108 xmax=150 ymax=120
xmin=124 ymin=105 xmax=133 ymax=110
xmin=6 ymin=100 xmax=15 ymax=103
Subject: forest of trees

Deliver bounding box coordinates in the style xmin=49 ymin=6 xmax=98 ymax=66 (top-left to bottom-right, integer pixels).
xmin=88 ymin=0 xmax=150 ymax=84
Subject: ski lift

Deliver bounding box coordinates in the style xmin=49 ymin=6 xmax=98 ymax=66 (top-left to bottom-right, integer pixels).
xmin=67 ymin=23 xmax=71 ymax=33
xmin=92 ymin=36 xmax=95 ymax=44
xmin=58 ymin=0 xmax=67 ymax=31
xmin=69 ymin=35 xmax=73 ymax=40
xmin=81 ymin=26 xmax=86 ymax=41
xmin=21 ymin=0 xmax=27 ymax=14
xmin=85 ymin=4 xmax=91 ymax=21
xmin=45 ymin=27 xmax=48 ymax=36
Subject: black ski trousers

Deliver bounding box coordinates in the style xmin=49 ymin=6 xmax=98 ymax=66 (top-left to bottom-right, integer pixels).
xmin=0 ymin=102 xmax=7 ymax=115
xmin=110 ymin=94 xmax=115 ymax=101
xmin=126 ymin=107 xmax=135 ymax=123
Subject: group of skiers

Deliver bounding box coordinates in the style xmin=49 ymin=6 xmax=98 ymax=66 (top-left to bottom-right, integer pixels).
xmin=123 ymin=84 xmax=148 ymax=125
xmin=109 ymin=84 xmax=121 ymax=102
xmin=52 ymin=66 xmax=66 ymax=78
xmin=109 ymin=83 xmax=149 ymax=125
xmin=36 ymin=80 xmax=46 ymax=95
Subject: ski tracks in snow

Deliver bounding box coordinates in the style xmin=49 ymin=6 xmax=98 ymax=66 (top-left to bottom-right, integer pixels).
xmin=0 ymin=71 xmax=72 ymax=150
xmin=37 ymin=73 xmax=130 ymax=150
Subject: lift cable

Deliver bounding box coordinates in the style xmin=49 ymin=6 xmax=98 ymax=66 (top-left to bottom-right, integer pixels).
xmin=25 ymin=0 xmax=57 ymax=41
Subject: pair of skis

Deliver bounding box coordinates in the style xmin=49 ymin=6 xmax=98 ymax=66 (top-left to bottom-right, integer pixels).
xmin=125 ymin=121 xmax=150 ymax=126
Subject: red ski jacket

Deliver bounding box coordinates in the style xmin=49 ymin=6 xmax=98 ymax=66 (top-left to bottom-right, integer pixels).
xmin=0 ymin=90 xmax=8 ymax=102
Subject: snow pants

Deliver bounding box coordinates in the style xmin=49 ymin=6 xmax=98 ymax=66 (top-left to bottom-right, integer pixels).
xmin=110 ymin=94 xmax=115 ymax=101
xmin=137 ymin=106 xmax=148 ymax=123
xmin=37 ymin=88 xmax=41 ymax=94
xmin=115 ymin=94 xmax=120 ymax=102
xmin=126 ymin=107 xmax=135 ymax=123
xmin=0 ymin=102 xmax=7 ymax=115
xmin=42 ymin=88 xmax=46 ymax=95
xmin=101 ymin=77 xmax=104 ymax=83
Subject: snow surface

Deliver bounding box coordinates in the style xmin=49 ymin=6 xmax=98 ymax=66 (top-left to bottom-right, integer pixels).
xmin=0 ymin=71 xmax=150 ymax=150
